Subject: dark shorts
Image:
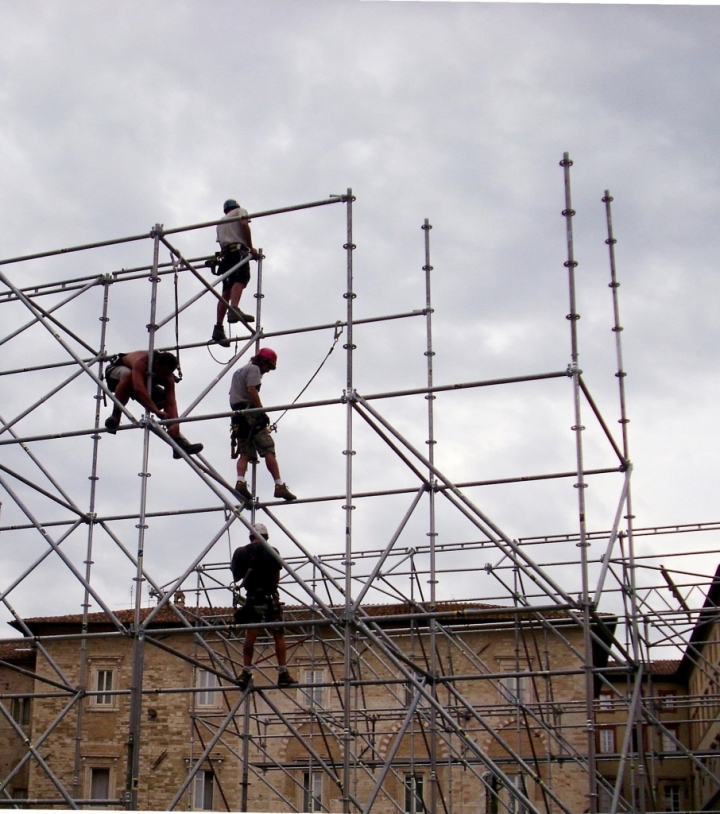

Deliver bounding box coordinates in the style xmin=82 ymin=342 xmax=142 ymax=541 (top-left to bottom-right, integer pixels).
xmin=105 ymin=365 xmax=166 ymax=408
xmin=219 ymin=247 xmax=251 ymax=292
xmin=234 ymin=592 xmax=283 ymax=625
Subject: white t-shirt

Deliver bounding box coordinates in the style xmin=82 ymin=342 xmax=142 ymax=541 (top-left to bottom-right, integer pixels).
xmin=217 ymin=206 xmax=250 ymax=248
xmin=230 ymin=363 xmax=262 ymax=406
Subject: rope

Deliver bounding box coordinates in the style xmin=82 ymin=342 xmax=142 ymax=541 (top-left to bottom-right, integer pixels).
xmin=271 ymin=321 xmax=343 ymax=431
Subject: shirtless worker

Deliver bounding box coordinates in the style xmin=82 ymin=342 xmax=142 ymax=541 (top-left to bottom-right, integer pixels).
xmin=211 ymin=199 xmax=260 ymax=348
xmin=230 ymin=348 xmax=296 ymax=503
xmin=103 ymin=350 xmax=203 ymax=457
xmin=231 ymin=522 xmax=297 ymax=690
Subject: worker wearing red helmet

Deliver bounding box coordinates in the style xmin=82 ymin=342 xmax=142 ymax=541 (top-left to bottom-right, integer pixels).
xmin=229 ymin=348 xmax=296 ymax=503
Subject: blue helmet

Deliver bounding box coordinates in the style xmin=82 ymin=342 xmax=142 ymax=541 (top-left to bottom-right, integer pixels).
xmin=223 ymin=199 xmax=240 ymax=213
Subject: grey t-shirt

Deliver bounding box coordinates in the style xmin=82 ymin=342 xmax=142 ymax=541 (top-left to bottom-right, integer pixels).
xmin=229 ymin=363 xmax=262 ymax=406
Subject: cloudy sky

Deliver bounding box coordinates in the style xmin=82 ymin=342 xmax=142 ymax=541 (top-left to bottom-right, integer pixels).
xmin=1 ymin=1 xmax=719 ymax=653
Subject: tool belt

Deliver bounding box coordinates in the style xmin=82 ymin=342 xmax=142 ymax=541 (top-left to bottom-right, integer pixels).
xmin=230 ymin=402 xmax=271 ymax=459
xmin=104 ymin=353 xmax=127 ymax=392
xmin=233 ymin=590 xmax=281 ymax=625
xmin=210 ymin=244 xmax=248 ymax=276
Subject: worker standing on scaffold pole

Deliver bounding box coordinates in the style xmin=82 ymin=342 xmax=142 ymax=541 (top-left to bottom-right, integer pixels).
xmin=211 ymin=198 xmax=260 ymax=347
xmin=231 ymin=522 xmax=297 ymax=690
xmin=230 ymin=347 xmax=297 ymax=504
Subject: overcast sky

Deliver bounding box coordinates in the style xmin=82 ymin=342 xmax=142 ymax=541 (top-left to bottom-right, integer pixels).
xmin=1 ymin=1 xmax=719 ymax=652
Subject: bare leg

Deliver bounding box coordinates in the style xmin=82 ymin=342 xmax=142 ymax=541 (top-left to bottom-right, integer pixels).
xmin=264 ymin=452 xmax=282 ymax=482
xmin=217 ymin=282 xmax=246 ymax=324
xmin=243 ymin=629 xmax=259 ymax=668
xmin=272 ymin=630 xmax=288 ymax=668
xmin=237 ymin=454 xmax=252 ymax=479
xmin=112 ymin=373 xmax=132 ymax=412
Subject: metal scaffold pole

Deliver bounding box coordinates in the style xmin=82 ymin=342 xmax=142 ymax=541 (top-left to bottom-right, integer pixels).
xmin=72 ymin=274 xmax=112 ymax=800
xmin=342 ymin=188 xmax=356 ymax=813
xmin=422 ymin=218 xmax=439 ymax=814
xmin=560 ymin=153 xmax=597 ymax=814
xmin=125 ymin=224 xmax=163 ymax=809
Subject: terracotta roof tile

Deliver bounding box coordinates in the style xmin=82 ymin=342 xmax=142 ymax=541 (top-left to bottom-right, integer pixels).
xmin=0 ymin=641 xmax=36 ymax=665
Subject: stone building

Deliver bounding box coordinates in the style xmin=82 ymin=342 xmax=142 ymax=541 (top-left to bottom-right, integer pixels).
xmin=0 ymin=600 xmax=602 ymax=812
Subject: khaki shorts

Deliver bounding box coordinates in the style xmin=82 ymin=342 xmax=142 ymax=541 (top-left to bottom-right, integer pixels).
xmin=236 ymin=427 xmax=275 ymax=461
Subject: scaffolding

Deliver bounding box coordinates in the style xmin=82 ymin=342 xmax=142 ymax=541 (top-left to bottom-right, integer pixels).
xmin=0 ymin=154 xmax=718 ymax=813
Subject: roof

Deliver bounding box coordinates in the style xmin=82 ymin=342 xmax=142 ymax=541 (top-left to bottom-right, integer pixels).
xmin=677 ymin=563 xmax=720 ymax=681
xmin=603 ymin=659 xmax=682 ymax=678
xmin=0 ymin=641 xmax=36 ymax=666
xmin=12 ymin=599 xmax=600 ymax=635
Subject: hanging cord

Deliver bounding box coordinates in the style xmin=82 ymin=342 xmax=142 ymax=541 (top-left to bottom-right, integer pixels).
xmin=270 ymin=321 xmax=344 ymax=432
xmin=207 ymin=325 xmax=245 ymax=364
xmin=171 ymin=255 xmax=183 ymax=382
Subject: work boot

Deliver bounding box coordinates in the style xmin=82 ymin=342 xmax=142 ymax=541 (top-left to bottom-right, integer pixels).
xmin=234 ymin=480 xmax=253 ymax=505
xmin=227 ymin=309 xmax=254 ymax=324
xmin=278 ymin=671 xmax=297 ymax=688
xmin=212 ymin=324 xmax=231 ymax=347
xmin=172 ymin=436 xmax=204 ymax=458
xmin=237 ymin=670 xmax=253 ymax=691
xmin=274 ymin=483 xmax=297 ymax=502
xmin=104 ymin=415 xmax=120 ymax=434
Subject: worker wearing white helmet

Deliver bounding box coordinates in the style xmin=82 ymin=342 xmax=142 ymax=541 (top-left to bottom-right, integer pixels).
xmin=231 ymin=522 xmax=297 ymax=690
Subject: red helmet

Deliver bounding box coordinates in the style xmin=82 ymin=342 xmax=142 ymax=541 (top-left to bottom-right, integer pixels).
xmin=255 ymin=348 xmax=277 ymax=369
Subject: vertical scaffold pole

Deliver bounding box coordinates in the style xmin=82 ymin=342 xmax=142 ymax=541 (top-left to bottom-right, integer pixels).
xmin=249 ymin=247 xmax=265 ymax=522
xmin=125 ymin=225 xmax=162 ymax=809
xmin=603 ymin=192 xmax=644 ymax=812
xmin=560 ymin=155 xmax=597 ymax=814
xmin=72 ymin=275 xmax=112 ymax=800
xmin=342 ymin=189 xmax=356 ymax=813
xmin=422 ymin=219 xmax=439 ymax=814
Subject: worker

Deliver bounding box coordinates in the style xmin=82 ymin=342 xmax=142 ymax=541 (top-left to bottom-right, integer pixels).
xmin=230 ymin=347 xmax=296 ymax=503
xmin=103 ymin=350 xmax=203 ymax=457
xmin=211 ymin=198 xmax=260 ymax=348
xmin=231 ymin=522 xmax=297 ymax=690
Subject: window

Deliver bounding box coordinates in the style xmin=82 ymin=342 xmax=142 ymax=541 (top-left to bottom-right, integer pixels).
xmin=192 ymin=770 xmax=214 ymax=811
xmin=90 ymin=768 xmax=110 ymax=800
xmin=503 ymin=675 xmax=527 ymax=704
xmin=304 ymin=670 xmax=324 ymax=709
xmin=404 ymin=773 xmax=424 ymax=814
xmin=598 ymin=728 xmax=615 ymax=754
xmin=484 ymin=774 xmax=527 ymax=814
xmin=661 ymin=726 xmax=679 ymax=753
xmin=598 ymin=691 xmax=614 ymax=711
xmin=663 ymin=784 xmax=681 ymax=812
xmin=197 ymin=669 xmax=218 ymax=708
xmin=95 ymin=669 xmax=113 ymax=706
xmin=303 ymin=770 xmax=322 ymax=812
xmin=11 ymin=697 xmax=31 ymax=727
xmin=659 ymin=690 xmax=678 ymax=710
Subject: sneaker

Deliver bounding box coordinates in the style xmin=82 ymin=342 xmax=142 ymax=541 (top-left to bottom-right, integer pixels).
xmin=274 ymin=483 xmax=297 ymax=502
xmin=211 ymin=324 xmax=231 ymax=348
xmin=237 ymin=670 xmax=253 ymax=691
xmin=227 ymin=309 xmax=255 ymax=324
xmin=104 ymin=415 xmax=120 ymax=434
xmin=278 ymin=671 xmax=297 ymax=688
xmin=172 ymin=436 xmax=204 ymax=459
xmin=234 ymin=480 xmax=253 ymax=505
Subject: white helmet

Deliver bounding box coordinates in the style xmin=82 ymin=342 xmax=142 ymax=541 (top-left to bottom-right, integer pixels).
xmin=250 ymin=522 xmax=268 ymax=540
